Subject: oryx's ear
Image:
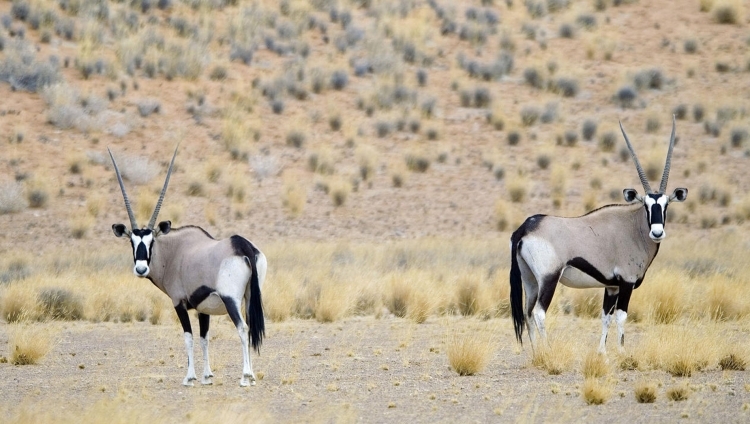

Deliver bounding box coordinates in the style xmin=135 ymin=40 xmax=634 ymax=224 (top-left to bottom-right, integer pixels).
xmin=623 ymin=189 xmax=641 ymax=203
xmin=157 ymin=220 xmax=172 ymax=235
xmin=670 ymin=188 xmax=688 ymax=202
xmin=112 ymin=223 xmax=130 ymax=238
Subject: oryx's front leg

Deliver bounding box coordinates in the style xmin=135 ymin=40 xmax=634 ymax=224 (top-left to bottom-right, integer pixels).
xmin=222 ymin=295 xmax=255 ymax=387
xmin=198 ymin=313 xmax=214 ymax=385
xmin=175 ymin=304 xmax=197 ymax=386
xmin=599 ymin=288 xmax=618 ymax=353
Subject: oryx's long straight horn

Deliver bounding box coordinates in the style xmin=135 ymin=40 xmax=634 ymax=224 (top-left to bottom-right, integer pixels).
xmin=619 ymin=120 xmax=653 ymax=194
xmin=108 ymin=147 xmax=138 ymax=230
xmin=148 ymin=145 xmax=179 ymax=230
xmin=659 ymin=115 xmax=677 ymax=194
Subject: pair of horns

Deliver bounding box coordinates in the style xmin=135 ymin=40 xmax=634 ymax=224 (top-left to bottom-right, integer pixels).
xmin=108 ymin=146 xmax=178 ymax=230
xmin=619 ymin=115 xmax=676 ymax=194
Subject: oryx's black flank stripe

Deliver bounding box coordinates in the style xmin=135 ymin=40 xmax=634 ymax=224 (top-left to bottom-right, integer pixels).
xmin=188 ymin=286 xmax=215 ymax=309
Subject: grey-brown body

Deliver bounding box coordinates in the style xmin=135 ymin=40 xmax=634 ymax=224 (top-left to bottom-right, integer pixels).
xmin=510 ymin=117 xmax=687 ymax=354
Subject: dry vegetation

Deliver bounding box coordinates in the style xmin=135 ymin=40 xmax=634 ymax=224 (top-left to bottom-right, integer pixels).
xmin=1 ymin=0 xmax=750 ymax=421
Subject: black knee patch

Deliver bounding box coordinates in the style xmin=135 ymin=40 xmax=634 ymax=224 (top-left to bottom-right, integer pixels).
xmin=175 ymin=304 xmax=192 ymax=334
xmin=198 ymin=313 xmax=210 ymax=339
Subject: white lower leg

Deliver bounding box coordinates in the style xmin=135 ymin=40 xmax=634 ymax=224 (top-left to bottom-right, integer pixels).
xmin=599 ymin=311 xmax=612 ymax=353
xmin=237 ymin=324 xmax=255 ymax=387
xmin=615 ymin=309 xmax=627 ymax=351
xmin=533 ymin=307 xmax=548 ymax=342
xmin=200 ymin=336 xmax=213 ymax=385
xmin=183 ymin=332 xmax=197 ymax=386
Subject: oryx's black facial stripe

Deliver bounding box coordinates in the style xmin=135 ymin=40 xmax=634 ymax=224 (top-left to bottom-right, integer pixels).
xmin=131 ymin=229 xmax=154 ymax=263
xmin=649 ymin=203 xmax=664 ymax=225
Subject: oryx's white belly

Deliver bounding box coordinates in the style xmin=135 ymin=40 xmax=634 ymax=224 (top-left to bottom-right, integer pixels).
xmin=196 ymin=293 xmax=227 ymax=315
xmin=559 ymin=266 xmax=606 ymax=289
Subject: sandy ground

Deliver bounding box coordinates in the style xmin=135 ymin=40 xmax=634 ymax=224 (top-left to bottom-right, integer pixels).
xmin=0 ymin=316 xmax=748 ymax=423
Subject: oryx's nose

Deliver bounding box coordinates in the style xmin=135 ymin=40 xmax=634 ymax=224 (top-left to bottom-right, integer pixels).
xmin=134 ymin=265 xmax=149 ymax=276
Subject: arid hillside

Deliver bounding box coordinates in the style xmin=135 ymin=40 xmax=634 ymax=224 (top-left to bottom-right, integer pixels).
xmin=1 ymin=0 xmax=749 ymax=255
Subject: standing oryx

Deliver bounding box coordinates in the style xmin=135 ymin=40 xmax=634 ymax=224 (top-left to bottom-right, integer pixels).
xmin=510 ymin=116 xmax=688 ymax=353
xmin=108 ymin=146 xmax=266 ymax=386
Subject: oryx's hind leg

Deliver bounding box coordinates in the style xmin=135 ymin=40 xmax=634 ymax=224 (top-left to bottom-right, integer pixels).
xmin=599 ymin=288 xmax=619 ymax=353
xmin=175 ymin=304 xmax=197 ymax=386
xmin=222 ymin=295 xmax=255 ymax=387
xmin=532 ymin=272 xmax=562 ymax=344
xmin=198 ymin=313 xmax=214 ymax=385
xmin=518 ymin=256 xmax=540 ymax=346
xmin=615 ymin=285 xmax=634 ymax=352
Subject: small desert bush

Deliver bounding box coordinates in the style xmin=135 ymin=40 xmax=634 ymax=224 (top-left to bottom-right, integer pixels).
xmin=507 ymin=178 xmax=527 ymax=203
xmin=1 ymin=284 xmax=40 ymax=322
xmin=282 ymin=177 xmax=306 ymax=217
xmin=581 ymin=350 xmax=610 ymax=379
xmin=634 ymin=380 xmax=657 ymax=403
xmin=8 ymin=325 xmax=52 ymax=365
xmin=0 ymin=181 xmax=27 ymax=214
xmin=712 ymin=0 xmax=743 ymax=24
xmin=385 ymin=275 xmax=413 ymax=318
xmin=629 ymin=270 xmax=685 ymax=324
xmin=447 ymin=331 xmax=496 ymax=376
xmin=38 ymin=288 xmax=84 ymax=320
xmin=356 ymin=145 xmax=377 ymax=181
xmin=718 ymin=352 xmax=747 ymax=371
xmin=530 ymin=337 xmax=574 ymax=375
xmin=314 ymin=284 xmax=351 ymax=323
xmin=581 ymin=377 xmax=612 ymax=405
xmin=494 ymin=199 xmax=512 ymax=231
xmin=263 ymin=271 xmax=297 ymax=322
xmin=405 ymin=153 xmax=430 ymax=173
xmin=636 ymin=324 xmax=719 ymax=376
xmin=666 ymin=383 xmax=690 ymax=401
xmin=329 ymin=178 xmax=352 ymax=207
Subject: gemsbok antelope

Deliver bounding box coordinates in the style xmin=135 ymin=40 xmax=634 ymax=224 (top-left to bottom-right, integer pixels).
xmin=108 ymin=147 xmax=266 ymax=386
xmin=510 ymin=116 xmax=688 ymax=353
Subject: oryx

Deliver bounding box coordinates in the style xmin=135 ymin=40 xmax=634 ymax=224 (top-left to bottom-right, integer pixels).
xmin=108 ymin=146 xmax=266 ymax=386
xmin=510 ymin=116 xmax=688 ymax=353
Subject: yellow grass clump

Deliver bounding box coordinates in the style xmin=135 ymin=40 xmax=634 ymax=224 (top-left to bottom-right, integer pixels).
xmin=581 ymin=377 xmax=612 ymax=405
xmin=530 ymin=337 xmax=575 ymax=375
xmin=8 ymin=325 xmax=52 ymax=365
xmin=1 ymin=283 xmax=41 ymax=323
xmin=581 ymin=350 xmax=611 ymax=379
xmin=447 ymin=330 xmax=496 ymax=376
xmin=635 ymin=323 xmax=721 ymax=376
xmin=634 ymin=380 xmax=658 ymax=403
xmin=666 ymin=383 xmax=691 ymax=401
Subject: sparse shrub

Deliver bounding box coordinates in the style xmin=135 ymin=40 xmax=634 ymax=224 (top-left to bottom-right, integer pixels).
xmin=531 ymin=338 xmax=574 ymax=375
xmin=684 ymin=38 xmax=698 ymax=53
xmin=667 ymin=384 xmax=690 ymax=401
xmin=553 ymin=77 xmax=579 ymax=97
xmin=375 ymin=121 xmax=392 ymax=138
xmin=426 ymin=127 xmax=440 ymax=141
xmin=712 ymin=1 xmax=742 ymax=24
xmin=673 ymin=104 xmax=688 ymax=120
xmin=564 ymin=130 xmax=578 ymax=146
xmin=474 ymin=87 xmax=492 ymax=108
xmin=576 ymin=13 xmax=597 ymax=29
xmin=456 ymin=278 xmax=484 ymax=316
xmin=523 ymin=67 xmax=544 ymax=89
xmin=186 ymin=181 xmax=205 ymax=197
xmin=493 ymin=166 xmax=505 ymax=181
xmin=582 ymin=119 xmax=598 ymax=141
xmin=718 ymin=353 xmax=746 ymax=371
xmin=634 ymin=68 xmax=665 ymax=90
xmin=616 ymin=86 xmax=637 ymax=108
xmin=507 ymin=131 xmax=521 ymax=145
xmin=693 ymin=103 xmax=705 ymax=122
xmin=137 ymin=99 xmax=160 ymax=117
xmin=330 ymin=70 xmax=349 ymax=90
xmin=416 ymin=69 xmax=427 ymax=86
xmin=286 ymin=131 xmax=306 ymax=148
xmin=582 ymin=378 xmax=611 ymax=405
xmin=459 ymin=90 xmax=472 ymax=107
xmin=536 ymin=153 xmax=551 ymax=169
xmin=406 ymin=153 xmax=430 ymax=173
xmin=598 ymin=131 xmax=617 ymax=152
xmin=507 ymin=179 xmax=527 ymax=203
xmin=520 ymin=106 xmax=540 ymax=126
xmin=540 ymin=103 xmax=558 ymax=123
xmin=9 ymin=326 xmax=51 ymax=365
xmin=209 ymin=66 xmax=227 ymax=81
xmin=447 ymin=332 xmax=495 ymax=376
xmin=27 ymin=189 xmax=48 ymax=209
xmin=271 ymin=99 xmax=285 ymax=114
xmin=38 ymin=288 xmax=84 ymax=320
xmin=329 ymin=179 xmax=351 ymax=207
xmin=329 ymin=115 xmax=342 ymax=131
xmin=0 ymin=182 xmax=27 ymax=214
xmin=581 ymin=350 xmax=610 ymax=378
xmin=715 ymin=61 xmax=731 ymax=73
xmin=645 ymin=116 xmax=660 ymax=133
xmin=730 ymin=128 xmax=748 ymax=147
xmin=634 ymin=381 xmax=657 ymax=403
xmin=558 ymin=23 xmax=575 ymax=38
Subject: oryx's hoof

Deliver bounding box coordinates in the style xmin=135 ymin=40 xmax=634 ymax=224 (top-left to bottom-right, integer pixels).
xmin=201 ymin=377 xmax=213 ymax=385
xmin=183 ymin=376 xmax=197 ymax=386
xmin=240 ymin=375 xmax=256 ymax=387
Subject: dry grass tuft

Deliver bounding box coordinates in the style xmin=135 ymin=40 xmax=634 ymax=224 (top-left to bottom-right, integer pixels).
xmin=712 ymin=0 xmax=744 ymax=24
xmin=282 ymin=174 xmax=306 ymax=217
xmin=666 ymin=383 xmax=691 ymax=401
xmin=314 ymin=284 xmax=351 ymax=323
xmin=718 ymin=353 xmax=746 ymax=371
xmin=581 ymin=377 xmax=612 ymax=405
xmin=447 ymin=331 xmax=495 ymax=376
xmin=531 ymin=337 xmax=574 ymax=375
xmin=38 ymin=288 xmax=84 ymax=321
xmin=570 ymin=290 xmax=601 ymax=318
xmin=8 ymin=325 xmax=52 ymax=365
xmin=455 ymin=277 xmax=486 ymax=316
xmin=581 ymin=350 xmax=610 ymax=379
xmin=329 ymin=178 xmax=352 ymax=207
xmin=1 ymin=284 xmax=40 ymax=323
xmin=637 ymin=324 xmax=719 ymax=376
xmin=634 ymin=380 xmax=658 ymax=403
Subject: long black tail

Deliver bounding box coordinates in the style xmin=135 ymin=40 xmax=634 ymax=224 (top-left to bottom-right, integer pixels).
xmin=246 ymin=253 xmax=265 ymax=353
xmin=232 ymin=235 xmax=265 ymax=354
xmin=510 ymin=234 xmax=525 ymax=345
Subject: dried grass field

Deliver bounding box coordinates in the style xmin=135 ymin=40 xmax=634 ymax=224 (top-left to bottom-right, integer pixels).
xmin=1 ymin=0 xmax=750 ymax=422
